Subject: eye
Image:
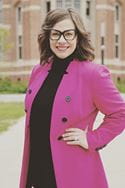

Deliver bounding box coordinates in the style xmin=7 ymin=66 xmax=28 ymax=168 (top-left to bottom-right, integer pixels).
xmin=52 ymin=32 xmax=59 ymax=36
xmin=50 ymin=30 xmax=60 ymax=40
xmin=51 ymin=31 xmax=59 ymax=37
xmin=64 ymin=31 xmax=75 ymax=40
xmin=65 ymin=32 xmax=73 ymax=36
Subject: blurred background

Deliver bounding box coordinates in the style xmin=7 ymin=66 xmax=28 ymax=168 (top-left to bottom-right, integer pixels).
xmin=0 ymin=0 xmax=125 ymax=188
xmin=0 ymin=0 xmax=125 ymax=89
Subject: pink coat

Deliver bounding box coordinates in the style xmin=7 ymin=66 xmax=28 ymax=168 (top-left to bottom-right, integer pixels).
xmin=20 ymin=59 xmax=125 ymax=188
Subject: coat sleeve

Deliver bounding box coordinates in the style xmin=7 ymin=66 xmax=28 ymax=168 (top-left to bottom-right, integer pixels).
xmin=86 ymin=64 xmax=125 ymax=152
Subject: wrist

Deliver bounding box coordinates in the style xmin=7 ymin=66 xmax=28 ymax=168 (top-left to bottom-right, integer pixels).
xmin=81 ymin=132 xmax=89 ymax=149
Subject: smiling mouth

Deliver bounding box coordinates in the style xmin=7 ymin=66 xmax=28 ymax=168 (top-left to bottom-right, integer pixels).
xmin=56 ymin=46 xmax=69 ymax=51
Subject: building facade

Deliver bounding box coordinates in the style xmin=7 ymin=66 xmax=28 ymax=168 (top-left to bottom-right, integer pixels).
xmin=0 ymin=0 xmax=125 ymax=82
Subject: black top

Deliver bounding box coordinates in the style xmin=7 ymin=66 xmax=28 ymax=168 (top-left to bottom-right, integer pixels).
xmin=26 ymin=53 xmax=74 ymax=188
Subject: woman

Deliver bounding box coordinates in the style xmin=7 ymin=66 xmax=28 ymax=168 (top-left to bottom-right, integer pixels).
xmin=20 ymin=8 xmax=125 ymax=188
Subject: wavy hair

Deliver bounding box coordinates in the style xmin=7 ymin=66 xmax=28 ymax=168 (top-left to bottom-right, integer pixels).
xmin=38 ymin=8 xmax=95 ymax=65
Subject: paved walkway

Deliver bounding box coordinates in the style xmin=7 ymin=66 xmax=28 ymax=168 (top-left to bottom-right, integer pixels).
xmin=95 ymin=113 xmax=125 ymax=188
xmin=0 ymin=94 xmax=25 ymax=102
xmin=0 ymin=94 xmax=125 ymax=188
xmin=0 ymin=93 xmax=124 ymax=102
xmin=0 ymin=117 xmax=25 ymax=188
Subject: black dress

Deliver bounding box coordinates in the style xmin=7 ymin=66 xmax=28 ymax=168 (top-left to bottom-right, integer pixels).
xmin=26 ymin=54 xmax=74 ymax=188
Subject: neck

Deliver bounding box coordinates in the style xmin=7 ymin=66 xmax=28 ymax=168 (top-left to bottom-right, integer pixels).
xmin=53 ymin=52 xmax=75 ymax=62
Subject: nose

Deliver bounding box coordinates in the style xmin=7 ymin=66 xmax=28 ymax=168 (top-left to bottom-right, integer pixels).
xmin=58 ymin=34 xmax=67 ymax=43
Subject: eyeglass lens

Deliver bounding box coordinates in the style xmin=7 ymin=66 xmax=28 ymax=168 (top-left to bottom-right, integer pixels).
xmin=50 ymin=29 xmax=76 ymax=41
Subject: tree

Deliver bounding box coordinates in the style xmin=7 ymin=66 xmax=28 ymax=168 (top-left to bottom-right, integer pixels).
xmin=0 ymin=28 xmax=13 ymax=61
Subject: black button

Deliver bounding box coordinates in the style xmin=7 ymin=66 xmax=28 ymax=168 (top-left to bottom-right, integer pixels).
xmin=24 ymin=109 xmax=27 ymax=113
xmin=28 ymin=89 xmax=32 ymax=94
xmin=64 ymin=71 xmax=68 ymax=74
xmin=62 ymin=117 xmax=68 ymax=122
xmin=65 ymin=96 xmax=71 ymax=102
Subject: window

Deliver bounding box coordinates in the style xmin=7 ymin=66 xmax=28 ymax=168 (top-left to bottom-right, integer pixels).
xmin=86 ymin=1 xmax=91 ymax=16
xmin=19 ymin=46 xmax=22 ymax=59
xmin=19 ymin=35 xmax=22 ymax=45
xmin=115 ymin=34 xmax=119 ymax=43
xmin=57 ymin=0 xmax=63 ymax=8
xmin=18 ymin=35 xmax=22 ymax=59
xmin=101 ymin=37 xmax=104 ymax=45
xmin=74 ymin=0 xmax=80 ymax=10
xmin=46 ymin=1 xmax=51 ymax=12
xmin=56 ymin=0 xmax=80 ymax=11
xmin=101 ymin=50 xmax=104 ymax=65
xmin=115 ymin=46 xmax=119 ymax=58
xmin=115 ymin=3 xmax=121 ymax=21
xmin=17 ymin=6 xmax=22 ymax=23
xmin=16 ymin=5 xmax=23 ymax=60
xmin=101 ymin=37 xmax=105 ymax=65
xmin=115 ymin=34 xmax=119 ymax=58
xmin=115 ymin=5 xmax=119 ymax=20
xmin=65 ymin=0 xmax=72 ymax=8
xmin=114 ymin=3 xmax=121 ymax=60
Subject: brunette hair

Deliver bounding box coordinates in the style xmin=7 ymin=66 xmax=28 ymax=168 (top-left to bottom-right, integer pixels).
xmin=38 ymin=8 xmax=95 ymax=65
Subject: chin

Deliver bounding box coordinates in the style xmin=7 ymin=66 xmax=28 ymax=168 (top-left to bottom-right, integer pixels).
xmin=58 ymin=55 xmax=68 ymax=59
xmin=55 ymin=53 xmax=72 ymax=59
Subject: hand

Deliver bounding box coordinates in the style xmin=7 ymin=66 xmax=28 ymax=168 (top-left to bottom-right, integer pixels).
xmin=61 ymin=128 xmax=89 ymax=150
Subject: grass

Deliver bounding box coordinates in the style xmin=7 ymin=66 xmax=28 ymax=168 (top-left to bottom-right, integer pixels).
xmin=116 ymin=80 xmax=125 ymax=93
xmin=0 ymin=77 xmax=124 ymax=94
xmin=0 ymin=79 xmax=27 ymax=93
xmin=0 ymin=102 xmax=25 ymax=133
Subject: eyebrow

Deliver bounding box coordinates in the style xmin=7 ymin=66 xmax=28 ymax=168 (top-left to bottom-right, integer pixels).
xmin=51 ymin=29 xmax=75 ymax=32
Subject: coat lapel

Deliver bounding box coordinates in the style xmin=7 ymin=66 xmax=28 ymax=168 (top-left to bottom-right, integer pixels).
xmin=25 ymin=59 xmax=79 ymax=123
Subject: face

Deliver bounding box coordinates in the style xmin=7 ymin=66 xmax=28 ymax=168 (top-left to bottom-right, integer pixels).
xmin=49 ymin=19 xmax=77 ymax=59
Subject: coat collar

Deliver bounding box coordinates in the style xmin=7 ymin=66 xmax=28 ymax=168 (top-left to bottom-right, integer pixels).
xmin=41 ymin=58 xmax=79 ymax=74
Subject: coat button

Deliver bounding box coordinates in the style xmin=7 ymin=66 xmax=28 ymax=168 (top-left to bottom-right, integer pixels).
xmin=65 ymin=96 xmax=71 ymax=102
xmin=28 ymin=89 xmax=32 ymax=94
xmin=24 ymin=109 xmax=27 ymax=113
xmin=62 ymin=117 xmax=68 ymax=123
xmin=64 ymin=71 xmax=68 ymax=74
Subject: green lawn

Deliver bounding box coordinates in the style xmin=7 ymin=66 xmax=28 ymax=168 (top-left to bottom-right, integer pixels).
xmin=0 ymin=102 xmax=25 ymax=133
xmin=0 ymin=79 xmax=27 ymax=93
xmin=116 ymin=81 xmax=125 ymax=93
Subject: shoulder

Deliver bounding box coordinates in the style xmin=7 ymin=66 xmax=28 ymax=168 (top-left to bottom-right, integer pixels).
xmin=77 ymin=60 xmax=111 ymax=78
xmin=30 ymin=62 xmax=50 ymax=75
xmin=31 ymin=63 xmax=43 ymax=74
xmin=28 ymin=63 xmax=49 ymax=86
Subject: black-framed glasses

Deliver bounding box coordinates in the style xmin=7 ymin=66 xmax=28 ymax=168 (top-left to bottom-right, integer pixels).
xmin=50 ymin=29 xmax=76 ymax=41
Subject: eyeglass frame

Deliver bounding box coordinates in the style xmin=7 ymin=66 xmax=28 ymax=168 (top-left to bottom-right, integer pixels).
xmin=49 ymin=29 xmax=77 ymax=41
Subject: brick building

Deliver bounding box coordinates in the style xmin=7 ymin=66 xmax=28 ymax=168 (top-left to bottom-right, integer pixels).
xmin=0 ymin=0 xmax=125 ymax=82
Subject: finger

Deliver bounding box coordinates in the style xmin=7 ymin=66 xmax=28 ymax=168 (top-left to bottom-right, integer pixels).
xmin=63 ymin=135 xmax=79 ymax=141
xmin=65 ymin=128 xmax=82 ymax=132
xmin=66 ymin=140 xmax=79 ymax=145
xmin=62 ymin=132 xmax=80 ymax=137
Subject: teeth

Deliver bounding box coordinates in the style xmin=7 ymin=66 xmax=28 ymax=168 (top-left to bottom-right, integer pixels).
xmin=57 ymin=47 xmax=68 ymax=51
